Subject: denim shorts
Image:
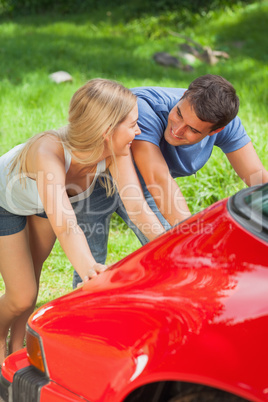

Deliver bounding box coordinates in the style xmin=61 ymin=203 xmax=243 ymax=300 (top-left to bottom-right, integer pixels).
xmin=0 ymin=206 xmax=48 ymax=236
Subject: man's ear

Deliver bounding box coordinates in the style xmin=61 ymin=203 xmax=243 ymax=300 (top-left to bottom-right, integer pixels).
xmin=208 ymin=126 xmax=225 ymax=136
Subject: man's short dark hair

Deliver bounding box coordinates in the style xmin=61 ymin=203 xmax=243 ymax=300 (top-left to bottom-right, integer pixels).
xmin=181 ymin=74 xmax=239 ymax=131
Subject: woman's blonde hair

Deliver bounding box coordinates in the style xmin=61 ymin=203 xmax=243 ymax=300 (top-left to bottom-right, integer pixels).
xmin=9 ymin=78 xmax=137 ymax=195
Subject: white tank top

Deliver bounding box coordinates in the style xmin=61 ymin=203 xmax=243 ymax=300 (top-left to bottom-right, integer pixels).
xmin=0 ymin=142 xmax=106 ymax=215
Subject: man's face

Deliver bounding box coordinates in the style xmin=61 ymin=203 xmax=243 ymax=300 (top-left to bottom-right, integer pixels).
xmin=164 ymin=98 xmax=220 ymax=146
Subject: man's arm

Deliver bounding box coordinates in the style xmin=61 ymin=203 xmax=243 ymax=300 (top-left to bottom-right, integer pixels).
xmin=109 ymin=153 xmax=165 ymax=241
xmin=131 ymin=140 xmax=191 ymax=227
xmin=226 ymin=142 xmax=268 ymax=186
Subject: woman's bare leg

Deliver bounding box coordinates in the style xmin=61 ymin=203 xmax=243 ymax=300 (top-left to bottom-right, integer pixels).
xmin=8 ymin=215 xmax=56 ymax=355
xmin=0 ymin=228 xmax=35 ymax=365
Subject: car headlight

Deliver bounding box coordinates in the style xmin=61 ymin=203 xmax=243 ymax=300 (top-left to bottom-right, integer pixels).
xmin=26 ymin=324 xmax=47 ymax=374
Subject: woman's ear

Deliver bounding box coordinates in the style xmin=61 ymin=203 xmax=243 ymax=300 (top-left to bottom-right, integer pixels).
xmin=103 ymin=126 xmax=112 ymax=141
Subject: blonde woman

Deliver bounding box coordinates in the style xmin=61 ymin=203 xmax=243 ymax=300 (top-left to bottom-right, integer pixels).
xmin=0 ymin=79 xmax=165 ymax=366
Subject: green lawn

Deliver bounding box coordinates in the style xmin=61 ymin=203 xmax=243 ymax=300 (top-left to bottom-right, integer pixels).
xmin=0 ymin=1 xmax=267 ymax=304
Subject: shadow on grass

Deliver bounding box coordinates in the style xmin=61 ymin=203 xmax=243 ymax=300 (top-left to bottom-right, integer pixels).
xmin=0 ymin=25 xmax=194 ymax=86
xmin=0 ymin=2 xmax=266 ymax=87
xmin=215 ymin=2 xmax=268 ymax=62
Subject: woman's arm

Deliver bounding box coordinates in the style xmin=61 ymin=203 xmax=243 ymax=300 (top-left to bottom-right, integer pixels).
xmin=34 ymin=145 xmax=107 ymax=281
xmin=109 ymin=153 xmax=166 ymax=241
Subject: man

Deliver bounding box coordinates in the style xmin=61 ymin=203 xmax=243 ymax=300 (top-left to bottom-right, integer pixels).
xmin=131 ymin=74 xmax=268 ymax=226
xmin=73 ymin=74 xmax=268 ymax=287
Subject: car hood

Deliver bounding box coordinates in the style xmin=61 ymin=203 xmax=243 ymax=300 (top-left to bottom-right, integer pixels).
xmin=29 ymin=198 xmax=268 ymax=401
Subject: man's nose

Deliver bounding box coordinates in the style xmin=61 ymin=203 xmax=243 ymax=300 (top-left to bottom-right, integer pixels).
xmin=174 ymin=123 xmax=187 ymax=136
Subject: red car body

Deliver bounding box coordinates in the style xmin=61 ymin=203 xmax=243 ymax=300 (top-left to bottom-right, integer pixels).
xmin=0 ymin=185 xmax=268 ymax=402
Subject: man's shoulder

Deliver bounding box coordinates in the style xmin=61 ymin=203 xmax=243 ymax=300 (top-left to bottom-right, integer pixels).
xmin=131 ymin=86 xmax=185 ymax=108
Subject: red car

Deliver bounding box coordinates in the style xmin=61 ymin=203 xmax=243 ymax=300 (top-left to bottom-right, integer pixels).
xmin=0 ymin=184 xmax=268 ymax=402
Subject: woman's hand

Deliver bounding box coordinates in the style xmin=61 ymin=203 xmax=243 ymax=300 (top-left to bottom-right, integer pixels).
xmin=77 ymin=263 xmax=109 ymax=288
xmin=84 ymin=263 xmax=109 ymax=281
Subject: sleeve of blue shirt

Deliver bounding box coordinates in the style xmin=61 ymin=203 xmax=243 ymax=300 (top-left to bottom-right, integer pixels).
xmin=135 ymin=97 xmax=166 ymax=147
xmin=214 ymin=116 xmax=251 ymax=153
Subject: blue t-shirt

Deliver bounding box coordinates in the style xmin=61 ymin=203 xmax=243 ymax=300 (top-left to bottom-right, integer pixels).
xmin=131 ymin=86 xmax=251 ymax=178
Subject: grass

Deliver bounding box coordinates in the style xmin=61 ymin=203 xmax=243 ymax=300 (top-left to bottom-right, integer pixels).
xmin=0 ymin=1 xmax=267 ymax=305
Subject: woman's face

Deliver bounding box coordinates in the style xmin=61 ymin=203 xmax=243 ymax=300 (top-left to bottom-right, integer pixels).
xmin=110 ymin=104 xmax=141 ymax=156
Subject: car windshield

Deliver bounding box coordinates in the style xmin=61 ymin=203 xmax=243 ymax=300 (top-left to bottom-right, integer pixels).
xmin=244 ymin=185 xmax=268 ymax=217
xmin=228 ymin=183 xmax=268 ymax=242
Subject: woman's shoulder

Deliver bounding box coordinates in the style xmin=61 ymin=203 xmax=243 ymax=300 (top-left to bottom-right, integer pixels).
xmin=27 ymin=132 xmax=65 ymax=172
xmin=33 ymin=132 xmax=63 ymax=154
